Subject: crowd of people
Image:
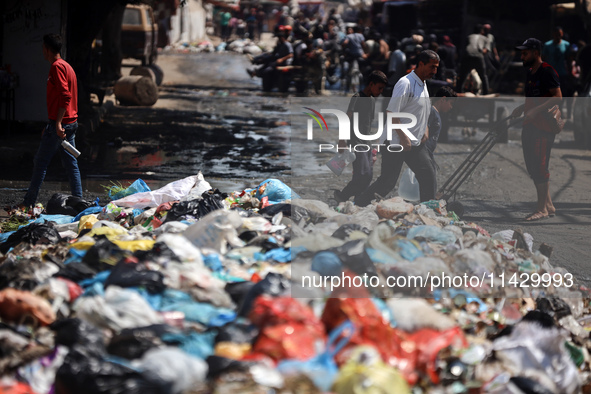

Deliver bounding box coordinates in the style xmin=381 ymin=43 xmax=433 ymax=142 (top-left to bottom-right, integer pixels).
xmin=227 ymin=4 xmax=591 ymax=102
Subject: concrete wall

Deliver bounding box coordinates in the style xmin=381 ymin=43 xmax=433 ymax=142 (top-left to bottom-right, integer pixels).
xmin=3 ymin=0 xmax=63 ymax=122
xmin=169 ymin=0 xmax=208 ymax=45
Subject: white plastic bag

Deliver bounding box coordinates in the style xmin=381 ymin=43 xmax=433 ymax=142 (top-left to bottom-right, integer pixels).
xmin=182 ymin=210 xmax=244 ymax=254
xmin=74 ymin=286 xmax=163 ymax=332
xmin=398 ymin=167 xmax=420 ymax=202
xmin=135 ymin=347 xmax=208 ymax=394
xmin=113 ymin=173 xmax=209 ymax=208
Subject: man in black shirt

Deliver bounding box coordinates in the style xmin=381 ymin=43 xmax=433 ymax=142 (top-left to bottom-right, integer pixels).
xmin=512 ymin=38 xmax=562 ymax=221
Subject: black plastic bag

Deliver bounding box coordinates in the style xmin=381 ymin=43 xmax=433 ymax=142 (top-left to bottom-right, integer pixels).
xmin=510 ymin=376 xmax=555 ymax=394
xmin=0 ymin=222 xmax=61 ymax=254
xmin=46 ymin=193 xmax=95 ymax=216
xmin=133 ymin=242 xmax=181 ymax=265
xmin=206 ymin=355 xmax=251 ymax=379
xmin=54 ymin=261 xmax=98 ymax=282
xmin=215 ymin=321 xmax=259 ymax=344
xmin=237 ymin=273 xmax=290 ymax=317
xmin=536 ymin=296 xmax=572 ymax=321
xmin=329 ymin=239 xmax=379 ymax=278
xmin=107 ymin=324 xmax=181 ymax=360
xmin=225 ymin=281 xmax=256 ymax=308
xmin=82 ymin=236 xmax=128 ymax=272
xmin=104 ymin=257 xmax=166 ymax=294
xmin=55 ymin=346 xmax=170 ymax=394
xmin=51 ymin=318 xmax=106 ymax=355
xmin=164 ymin=189 xmax=227 ymax=223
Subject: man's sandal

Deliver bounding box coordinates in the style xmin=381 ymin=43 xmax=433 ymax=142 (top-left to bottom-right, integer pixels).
xmin=525 ymin=211 xmax=549 ymax=221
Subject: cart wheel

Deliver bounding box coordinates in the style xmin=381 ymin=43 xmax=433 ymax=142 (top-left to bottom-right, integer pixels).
xmin=447 ymin=201 xmax=464 ymax=218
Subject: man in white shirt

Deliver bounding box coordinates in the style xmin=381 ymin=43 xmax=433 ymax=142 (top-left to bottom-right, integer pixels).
xmin=356 ymin=50 xmax=440 ymax=206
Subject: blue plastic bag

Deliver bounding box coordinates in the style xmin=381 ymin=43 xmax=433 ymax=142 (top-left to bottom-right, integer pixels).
xmin=255 ymin=179 xmax=300 ymax=203
xmin=109 ymin=179 xmax=151 ymax=201
xmin=407 ymin=225 xmax=457 ymax=245
xmin=277 ymin=320 xmax=355 ymax=391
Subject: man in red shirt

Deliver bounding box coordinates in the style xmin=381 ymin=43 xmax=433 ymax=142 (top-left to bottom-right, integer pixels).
xmin=22 ymin=34 xmax=82 ymax=207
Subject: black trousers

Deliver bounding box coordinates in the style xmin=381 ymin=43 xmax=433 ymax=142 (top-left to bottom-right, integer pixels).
xmin=356 ymin=143 xmax=436 ymax=206
xmin=340 ymin=150 xmax=373 ymax=203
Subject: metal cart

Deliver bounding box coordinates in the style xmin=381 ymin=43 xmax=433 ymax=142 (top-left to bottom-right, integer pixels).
xmin=435 ymin=115 xmax=523 ymax=217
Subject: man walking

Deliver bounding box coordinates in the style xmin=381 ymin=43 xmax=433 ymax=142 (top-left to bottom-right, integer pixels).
xmin=457 ymin=25 xmax=489 ymax=95
xmin=356 ymin=50 xmax=440 ymax=206
xmin=22 ymin=34 xmax=82 ymax=208
xmin=512 ymin=38 xmax=562 ymax=221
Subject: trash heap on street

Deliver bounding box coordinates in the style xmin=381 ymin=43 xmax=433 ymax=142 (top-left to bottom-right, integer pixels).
xmin=165 ymin=39 xmax=265 ymax=56
xmin=1 ymin=172 xmax=590 ymax=393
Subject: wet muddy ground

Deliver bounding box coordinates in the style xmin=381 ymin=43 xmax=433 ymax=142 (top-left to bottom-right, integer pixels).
xmin=2 ymin=52 xmax=591 ymax=286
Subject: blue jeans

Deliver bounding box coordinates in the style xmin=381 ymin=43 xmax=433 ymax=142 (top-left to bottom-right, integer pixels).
xmin=23 ymin=121 xmax=82 ymax=206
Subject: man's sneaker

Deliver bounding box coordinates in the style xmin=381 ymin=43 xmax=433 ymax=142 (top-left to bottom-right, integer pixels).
xmin=247 ymin=68 xmax=256 ymax=78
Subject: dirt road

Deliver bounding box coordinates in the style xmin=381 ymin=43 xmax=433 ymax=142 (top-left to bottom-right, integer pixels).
xmin=2 ymin=52 xmax=591 ymax=285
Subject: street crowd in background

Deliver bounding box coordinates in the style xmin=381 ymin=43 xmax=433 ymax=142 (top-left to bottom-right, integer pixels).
xmin=211 ymin=4 xmax=591 ymax=98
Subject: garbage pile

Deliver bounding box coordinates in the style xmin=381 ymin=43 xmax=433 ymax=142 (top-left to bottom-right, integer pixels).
xmin=1 ymin=172 xmax=590 ymax=393
xmin=165 ymin=39 xmax=264 ymax=56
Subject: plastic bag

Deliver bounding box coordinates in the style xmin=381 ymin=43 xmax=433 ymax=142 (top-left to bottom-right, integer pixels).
xmin=46 ymin=193 xmax=96 ymax=216
xmin=487 ymin=312 xmax=580 ymax=394
xmin=179 ymin=171 xmax=213 ymax=202
xmin=237 ymin=273 xmax=290 ymax=317
xmin=134 ymin=347 xmax=208 ymax=394
xmin=112 ymin=174 xmax=207 ymax=208
xmin=321 ymin=293 xmax=419 ymax=384
xmin=0 ymin=256 xmax=56 ymax=291
xmin=398 ymin=168 xmax=420 ymax=202
xmin=332 ymin=346 xmax=411 ymax=394
xmin=81 ymin=237 xmax=127 ymax=272
xmin=109 ymin=178 xmax=151 ymax=201
xmin=18 ymin=346 xmax=69 ymax=394
xmin=55 ymin=346 xmax=168 ymax=394
xmin=74 ymin=286 xmax=164 ymax=332
xmin=277 ymin=320 xmax=355 ymax=392
xmin=104 ymin=257 xmax=166 ymax=294
xmin=164 ymin=189 xmax=227 ymax=223
xmin=183 ymin=210 xmax=245 ymax=254
xmin=107 ymin=324 xmax=179 ymax=360
xmin=159 ymin=289 xmax=236 ymax=327
xmin=407 ymin=225 xmax=457 ymax=245
xmin=0 ymin=288 xmax=56 ymax=326
xmin=0 ymin=222 xmax=62 ymax=254
xmin=255 ymin=179 xmax=300 ymax=202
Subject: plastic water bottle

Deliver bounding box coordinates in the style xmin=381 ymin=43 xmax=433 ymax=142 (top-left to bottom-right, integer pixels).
xmin=61 ymin=140 xmax=81 ymax=158
xmin=326 ymin=151 xmax=356 ymax=176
